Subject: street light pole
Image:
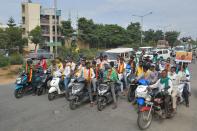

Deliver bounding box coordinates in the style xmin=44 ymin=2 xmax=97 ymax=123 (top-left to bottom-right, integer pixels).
xmin=158 ymin=25 xmax=171 ymax=40
xmin=54 ymin=0 xmax=58 ymax=57
xmin=132 ymin=12 xmax=153 ymax=46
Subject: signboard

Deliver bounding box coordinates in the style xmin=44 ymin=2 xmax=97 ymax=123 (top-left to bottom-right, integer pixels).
xmin=175 ymin=51 xmax=192 ymax=63
xmin=46 ymin=42 xmax=61 ymax=47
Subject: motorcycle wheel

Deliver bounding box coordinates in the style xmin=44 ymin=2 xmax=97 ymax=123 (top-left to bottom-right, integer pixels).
xmin=127 ymin=87 xmax=135 ymax=102
xmin=137 ymin=111 xmax=152 ymax=130
xmin=37 ymin=86 xmax=43 ymax=96
xmin=48 ymin=92 xmax=56 ymax=101
xmin=14 ymin=88 xmax=23 ymax=99
xmin=69 ymin=99 xmax=77 ymax=110
xmin=65 ymin=91 xmax=70 ymax=101
xmin=97 ymin=97 xmax=106 ymax=111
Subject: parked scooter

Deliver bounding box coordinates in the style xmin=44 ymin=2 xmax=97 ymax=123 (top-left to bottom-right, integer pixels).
xmin=68 ymin=77 xmax=90 ymax=110
xmin=97 ymin=80 xmax=120 ymax=111
xmin=48 ymin=71 xmax=65 ymax=101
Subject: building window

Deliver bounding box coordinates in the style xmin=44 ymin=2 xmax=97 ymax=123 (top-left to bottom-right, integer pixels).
xmin=22 ymin=5 xmax=25 ymax=13
xmin=22 ymin=17 xmax=25 ymax=24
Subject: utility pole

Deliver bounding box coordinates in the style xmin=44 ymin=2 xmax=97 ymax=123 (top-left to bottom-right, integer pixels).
xmin=54 ymin=0 xmax=58 ymax=57
xmin=132 ymin=12 xmax=153 ymax=46
xmin=159 ymin=25 xmax=171 ymax=40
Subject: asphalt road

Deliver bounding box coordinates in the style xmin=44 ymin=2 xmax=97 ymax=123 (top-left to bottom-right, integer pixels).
xmin=0 ymin=64 xmax=197 ymax=131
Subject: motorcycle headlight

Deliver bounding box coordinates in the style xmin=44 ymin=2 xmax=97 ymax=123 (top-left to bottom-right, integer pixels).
xmin=72 ymin=83 xmax=83 ymax=94
xmin=16 ymin=78 xmax=22 ymax=84
xmin=98 ymin=84 xmax=109 ymax=95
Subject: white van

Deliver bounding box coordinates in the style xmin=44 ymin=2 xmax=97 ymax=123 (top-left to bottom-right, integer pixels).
xmin=144 ymin=48 xmax=171 ymax=60
xmin=136 ymin=46 xmax=154 ymax=56
xmin=154 ymin=48 xmax=171 ymax=60
xmin=104 ymin=48 xmax=134 ymax=63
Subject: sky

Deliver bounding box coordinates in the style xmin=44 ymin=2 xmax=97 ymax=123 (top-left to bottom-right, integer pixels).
xmin=0 ymin=0 xmax=197 ymax=39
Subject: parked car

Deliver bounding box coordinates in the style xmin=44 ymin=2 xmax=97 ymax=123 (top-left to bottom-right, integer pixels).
xmin=28 ymin=49 xmax=54 ymax=59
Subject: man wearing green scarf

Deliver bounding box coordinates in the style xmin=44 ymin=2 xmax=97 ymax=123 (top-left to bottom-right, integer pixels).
xmin=149 ymin=69 xmax=175 ymax=112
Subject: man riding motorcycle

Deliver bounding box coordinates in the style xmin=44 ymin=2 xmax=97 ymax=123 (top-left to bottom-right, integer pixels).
xmin=103 ymin=61 xmax=119 ymax=109
xmin=149 ymin=69 xmax=174 ymax=113
xmin=177 ymin=63 xmax=191 ymax=107
xmin=168 ymin=66 xmax=179 ymax=112
xmin=77 ymin=60 xmax=95 ymax=107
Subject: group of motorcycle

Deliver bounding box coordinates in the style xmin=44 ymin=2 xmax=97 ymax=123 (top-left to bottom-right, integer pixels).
xmin=128 ymin=77 xmax=190 ymax=130
xmin=14 ymin=65 xmax=190 ymax=130
xmin=14 ymin=67 xmax=52 ymax=98
xmin=14 ymin=67 xmax=120 ymax=112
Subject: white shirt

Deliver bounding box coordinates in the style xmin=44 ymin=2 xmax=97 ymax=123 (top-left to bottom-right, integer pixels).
xmin=150 ymin=78 xmax=173 ymax=94
xmin=168 ymin=72 xmax=179 ymax=87
xmin=64 ymin=66 xmax=71 ymax=78
xmin=70 ymin=62 xmax=76 ymax=71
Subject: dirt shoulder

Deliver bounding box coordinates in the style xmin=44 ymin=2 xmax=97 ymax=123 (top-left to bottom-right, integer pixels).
xmin=0 ymin=65 xmax=22 ymax=85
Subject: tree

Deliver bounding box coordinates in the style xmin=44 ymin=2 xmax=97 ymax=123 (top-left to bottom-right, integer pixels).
xmin=61 ymin=20 xmax=74 ymax=39
xmin=7 ymin=17 xmax=16 ymax=27
xmin=3 ymin=17 xmax=28 ymax=53
xmin=0 ymin=29 xmax=8 ymax=49
xmin=126 ymin=22 xmax=141 ymax=46
xmin=154 ymin=30 xmax=164 ymax=41
xmin=29 ymin=26 xmax=43 ymax=51
xmin=165 ymin=31 xmax=180 ymax=48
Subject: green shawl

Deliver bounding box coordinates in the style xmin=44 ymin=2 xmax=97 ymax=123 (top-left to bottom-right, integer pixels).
xmin=160 ymin=77 xmax=170 ymax=88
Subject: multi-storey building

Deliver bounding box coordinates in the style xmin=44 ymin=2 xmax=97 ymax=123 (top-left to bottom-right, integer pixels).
xmin=21 ymin=1 xmax=61 ymax=51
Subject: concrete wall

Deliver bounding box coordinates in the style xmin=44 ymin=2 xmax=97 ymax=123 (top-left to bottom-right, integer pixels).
xmin=22 ymin=3 xmax=40 ymax=51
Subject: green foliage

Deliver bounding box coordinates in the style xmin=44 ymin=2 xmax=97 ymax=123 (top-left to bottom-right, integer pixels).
xmin=79 ymin=48 xmax=98 ymax=60
xmin=165 ymin=31 xmax=180 ymax=47
xmin=0 ymin=29 xmax=9 ymax=49
xmin=29 ymin=26 xmax=43 ymax=50
xmin=58 ymin=47 xmax=98 ymax=61
xmin=7 ymin=17 xmax=16 ymax=27
xmin=78 ymin=17 xmax=133 ymax=48
xmin=61 ymin=20 xmax=74 ymax=38
xmin=127 ymin=22 xmax=141 ymax=44
xmin=9 ymin=53 xmax=23 ymax=65
xmin=0 ymin=17 xmax=27 ymax=53
xmin=0 ymin=55 xmax=10 ymax=67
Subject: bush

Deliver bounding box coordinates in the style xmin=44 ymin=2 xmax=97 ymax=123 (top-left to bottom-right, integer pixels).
xmin=9 ymin=53 xmax=23 ymax=65
xmin=79 ymin=48 xmax=98 ymax=60
xmin=0 ymin=55 xmax=10 ymax=67
xmin=57 ymin=47 xmax=98 ymax=62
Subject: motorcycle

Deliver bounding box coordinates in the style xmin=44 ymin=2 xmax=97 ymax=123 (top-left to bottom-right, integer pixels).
xmin=97 ymin=80 xmax=120 ymax=111
xmin=14 ymin=72 xmax=30 ymax=99
xmin=127 ymin=78 xmax=147 ymax=102
xmin=48 ymin=71 xmax=65 ymax=101
xmin=68 ymin=77 xmax=91 ymax=110
xmin=36 ymin=69 xmax=52 ymax=96
xmin=177 ymin=79 xmax=190 ymax=106
xmin=135 ymin=79 xmax=150 ymax=111
xmin=14 ymin=68 xmax=43 ymax=98
xmin=137 ymin=88 xmax=174 ymax=130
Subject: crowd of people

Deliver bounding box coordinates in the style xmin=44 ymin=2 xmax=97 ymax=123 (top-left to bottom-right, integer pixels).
xmin=24 ymin=52 xmax=191 ymax=111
